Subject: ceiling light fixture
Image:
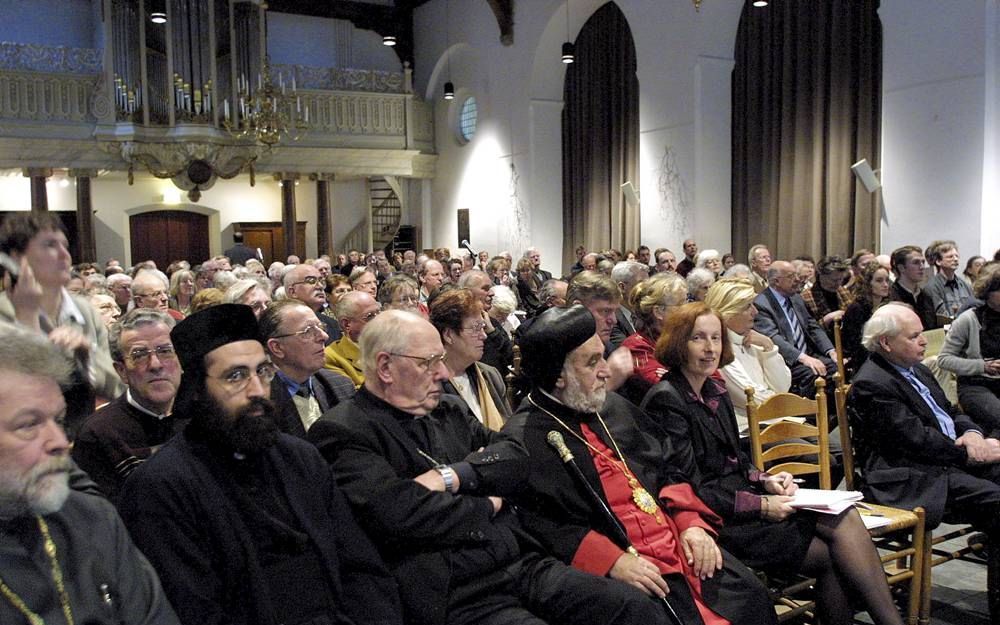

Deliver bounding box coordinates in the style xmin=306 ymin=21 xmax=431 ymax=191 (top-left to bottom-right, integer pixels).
xmin=753 ymin=0 xmax=768 ymax=6
xmin=383 ymin=35 xmax=397 ymax=46
xmin=150 ymin=11 xmax=166 ymax=23
xmin=443 ymin=0 xmax=455 ymax=100
xmin=561 ymin=2 xmax=575 ymax=64
xmin=443 ymin=81 xmax=455 ymax=100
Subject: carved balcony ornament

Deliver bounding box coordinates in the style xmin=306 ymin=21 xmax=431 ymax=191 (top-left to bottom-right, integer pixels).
xmin=109 ymin=140 xmax=261 ymax=202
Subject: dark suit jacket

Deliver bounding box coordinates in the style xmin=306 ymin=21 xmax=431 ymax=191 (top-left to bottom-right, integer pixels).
xmin=848 ymin=352 xmax=986 ymax=526
xmin=753 ymin=287 xmax=834 ymax=366
xmin=307 ymin=388 xmax=533 ymax=625
xmin=318 ymin=311 xmax=342 ymax=344
xmin=270 ymin=369 xmax=356 ymax=438
xmin=440 ymin=362 xmax=512 ymax=420
xmin=536 ymin=268 xmax=553 ymax=282
xmin=223 ymin=243 xmax=258 ymax=266
xmin=608 ymin=306 xmax=636 ymax=352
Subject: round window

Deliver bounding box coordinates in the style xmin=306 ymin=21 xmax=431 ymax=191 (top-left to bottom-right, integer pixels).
xmin=458 ymin=96 xmax=477 ymax=142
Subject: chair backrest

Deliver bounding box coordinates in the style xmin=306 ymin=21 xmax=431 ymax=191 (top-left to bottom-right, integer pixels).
xmin=745 ymin=378 xmax=831 ymax=489
xmin=833 ymin=373 xmax=857 ymax=490
xmin=505 ymin=344 xmax=522 ymax=407
xmin=832 ymin=318 xmax=846 ymax=383
xmin=921 ymin=328 xmax=946 ymax=358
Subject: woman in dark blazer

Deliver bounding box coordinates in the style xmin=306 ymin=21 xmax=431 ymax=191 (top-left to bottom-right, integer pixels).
xmin=841 ymin=262 xmax=892 ymax=380
xmin=429 ymin=288 xmax=511 ymax=430
xmin=640 ymin=302 xmax=904 ymax=625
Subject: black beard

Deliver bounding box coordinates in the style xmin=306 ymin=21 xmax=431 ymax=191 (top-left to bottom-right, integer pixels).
xmin=197 ymin=395 xmax=280 ymax=455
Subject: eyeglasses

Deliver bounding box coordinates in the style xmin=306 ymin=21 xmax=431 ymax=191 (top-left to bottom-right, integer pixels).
xmin=135 ymin=290 xmax=168 ymax=299
xmin=209 ymin=362 xmax=277 ymax=391
xmin=291 ymin=276 xmax=322 ymax=287
xmin=461 ymin=321 xmax=487 ymax=334
xmin=126 ymin=344 xmax=177 ymax=367
xmin=392 ymin=295 xmax=419 ymax=305
xmin=358 ymin=309 xmax=381 ymax=322
xmin=273 ymin=323 xmax=328 ymax=341
xmin=389 ymin=352 xmax=447 ymax=371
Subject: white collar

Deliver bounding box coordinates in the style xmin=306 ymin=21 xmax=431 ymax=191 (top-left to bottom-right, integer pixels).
xmin=57 ymin=288 xmax=86 ymax=325
xmin=126 ymin=388 xmax=168 ymax=420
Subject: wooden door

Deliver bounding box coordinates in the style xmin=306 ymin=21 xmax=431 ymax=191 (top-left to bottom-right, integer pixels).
xmin=130 ymin=210 xmax=209 ymax=269
xmin=236 ymin=222 xmax=306 ymax=265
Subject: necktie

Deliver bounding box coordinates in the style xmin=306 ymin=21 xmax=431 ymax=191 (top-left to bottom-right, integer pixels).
xmin=295 ymin=383 xmax=312 ymax=399
xmin=783 ymin=298 xmax=807 ymax=353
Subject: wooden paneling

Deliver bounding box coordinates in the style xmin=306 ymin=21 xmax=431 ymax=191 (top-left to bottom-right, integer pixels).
xmin=236 ymin=222 xmax=306 ymax=265
xmin=130 ymin=211 xmax=209 ymax=270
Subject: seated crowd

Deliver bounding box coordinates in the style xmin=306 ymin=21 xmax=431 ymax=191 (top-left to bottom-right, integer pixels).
xmin=3 ymin=209 xmax=1000 ymax=625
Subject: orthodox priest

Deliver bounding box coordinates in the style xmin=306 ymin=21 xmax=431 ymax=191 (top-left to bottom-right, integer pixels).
xmin=504 ymin=305 xmax=776 ymax=625
xmin=117 ymin=304 xmax=403 ymax=625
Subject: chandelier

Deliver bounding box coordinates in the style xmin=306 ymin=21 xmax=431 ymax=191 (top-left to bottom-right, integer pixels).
xmin=223 ymin=56 xmax=307 ymax=147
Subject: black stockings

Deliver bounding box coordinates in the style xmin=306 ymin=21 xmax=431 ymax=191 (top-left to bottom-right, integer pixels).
xmin=800 ymin=509 xmax=904 ymax=625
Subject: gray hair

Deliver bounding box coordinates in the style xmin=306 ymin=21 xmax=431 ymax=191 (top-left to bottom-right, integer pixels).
xmin=489 ymin=285 xmax=517 ymax=316
xmin=695 ymin=249 xmax=721 ymax=268
xmin=861 ymin=303 xmax=909 ymax=353
xmin=538 ymin=279 xmax=567 ymax=306
xmin=611 ymin=260 xmax=648 ymax=286
xmin=724 ymin=263 xmax=752 ymax=279
xmin=686 ymin=268 xmax=716 ymax=295
xmin=213 ymin=270 xmax=237 ymax=291
xmin=0 ymin=327 xmax=74 ymax=388
xmin=358 ymin=310 xmax=423 ymax=378
xmin=223 ymin=279 xmax=265 ymax=305
xmin=133 ymin=268 xmax=169 ymax=290
xmin=108 ymin=308 xmax=175 ymax=363
xmin=457 ymin=269 xmax=490 ymax=289
xmin=106 ymin=273 xmax=132 ymax=288
xmin=335 ymin=290 xmax=370 ymax=320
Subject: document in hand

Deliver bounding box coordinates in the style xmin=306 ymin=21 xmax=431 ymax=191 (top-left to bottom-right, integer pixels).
xmin=787 ymin=489 xmax=863 ymax=515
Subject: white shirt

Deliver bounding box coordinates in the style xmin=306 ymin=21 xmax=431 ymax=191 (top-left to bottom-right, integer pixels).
xmin=720 ymin=329 xmax=792 ymax=434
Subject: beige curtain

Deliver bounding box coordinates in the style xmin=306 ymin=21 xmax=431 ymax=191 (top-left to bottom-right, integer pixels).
xmin=731 ymin=0 xmax=882 ymax=262
xmin=562 ymin=1 xmax=639 ymax=265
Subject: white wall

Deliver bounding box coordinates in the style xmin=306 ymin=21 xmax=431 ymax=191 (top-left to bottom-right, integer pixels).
xmin=0 ymin=172 xmax=370 ymax=264
xmin=413 ymin=0 xmax=743 ymax=276
xmin=879 ymin=0 xmax=991 ymax=259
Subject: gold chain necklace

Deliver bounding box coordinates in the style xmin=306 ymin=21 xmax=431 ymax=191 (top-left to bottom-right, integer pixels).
xmin=528 ymin=395 xmax=662 ymax=523
xmin=0 ymin=516 xmax=75 ymax=625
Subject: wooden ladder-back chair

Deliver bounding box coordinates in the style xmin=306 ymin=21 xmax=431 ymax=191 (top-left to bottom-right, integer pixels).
xmin=746 ymin=379 xmax=831 ymax=489
xmin=833 ymin=377 xmax=928 ymax=625
xmin=505 ymin=343 xmax=521 ymax=408
xmin=832 ymin=318 xmax=847 ymax=385
xmin=750 ymin=379 xmax=926 ymax=625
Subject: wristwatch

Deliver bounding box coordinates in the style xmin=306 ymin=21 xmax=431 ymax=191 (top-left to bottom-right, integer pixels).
xmin=435 ymin=465 xmax=457 ymax=493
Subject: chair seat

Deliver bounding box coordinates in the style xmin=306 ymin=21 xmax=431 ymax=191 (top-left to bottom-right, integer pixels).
xmin=865 ymin=504 xmax=921 ymax=536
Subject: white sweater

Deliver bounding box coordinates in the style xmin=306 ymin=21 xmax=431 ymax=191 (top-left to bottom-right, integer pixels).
xmin=720 ymin=329 xmax=792 ymax=433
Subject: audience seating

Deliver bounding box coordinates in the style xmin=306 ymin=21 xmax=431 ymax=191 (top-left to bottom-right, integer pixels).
xmin=750 ymin=380 xmax=926 ymax=625
xmin=833 ymin=376 xmax=952 ymax=625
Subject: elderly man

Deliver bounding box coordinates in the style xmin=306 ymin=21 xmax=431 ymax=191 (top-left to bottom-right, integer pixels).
xmin=324 ymin=291 xmax=380 ymax=387
xmin=261 ymin=300 xmax=354 ymax=436
xmin=565 ymin=270 xmax=635 ymax=392
xmin=419 ymin=259 xmax=447 ymax=303
xmin=609 ymin=260 xmax=649 ymax=351
xmin=307 ymin=311 xmax=668 ymax=625
xmin=107 ymin=272 xmax=134 ymax=308
xmin=849 ymin=303 xmax=1000 ymax=619
xmin=458 ymin=269 xmax=513 ymax=372
xmin=753 ymin=260 xmax=837 ymax=398
xmin=132 ymin=269 xmax=183 ymax=320
xmin=523 ymin=246 xmax=553 ymax=282
xmin=747 ymin=244 xmax=772 ymax=294
xmin=0 ymin=328 xmax=180 ymax=625
xmin=504 ymin=306 xmax=776 ymax=625
xmin=283 ymin=262 xmax=340 ymax=343
xmin=117 ymin=304 xmax=403 ymax=625
xmin=676 ymin=238 xmax=698 ymax=277
xmin=800 ymin=255 xmax=852 ymax=328
xmin=73 ymin=309 xmax=185 ymax=502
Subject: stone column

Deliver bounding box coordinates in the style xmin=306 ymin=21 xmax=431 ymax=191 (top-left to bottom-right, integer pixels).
xmin=312 ymin=173 xmax=334 ymax=257
xmin=275 ymin=172 xmax=300 ymax=259
xmin=22 ymin=168 xmax=52 ymax=214
xmin=71 ymin=169 xmax=99 ymax=263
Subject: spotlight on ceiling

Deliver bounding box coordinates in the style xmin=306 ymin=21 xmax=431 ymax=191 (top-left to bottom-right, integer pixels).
xmin=753 ymin=0 xmax=768 ymax=6
xmin=383 ymin=35 xmax=397 ymax=46
xmin=150 ymin=11 xmax=166 ymax=23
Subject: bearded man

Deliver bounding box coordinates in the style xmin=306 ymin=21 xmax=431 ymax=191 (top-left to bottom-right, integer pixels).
xmin=0 ymin=327 xmax=179 ymax=625
xmin=503 ymin=305 xmax=776 ymax=625
xmin=117 ymin=304 xmax=403 ymax=625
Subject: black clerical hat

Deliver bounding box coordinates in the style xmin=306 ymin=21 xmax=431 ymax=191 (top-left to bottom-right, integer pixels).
xmin=520 ymin=304 xmax=596 ymax=391
xmin=170 ymin=303 xmax=261 ymax=374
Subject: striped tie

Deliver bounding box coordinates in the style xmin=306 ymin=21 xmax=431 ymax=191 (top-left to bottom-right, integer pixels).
xmin=783 ymin=298 xmax=807 ymax=353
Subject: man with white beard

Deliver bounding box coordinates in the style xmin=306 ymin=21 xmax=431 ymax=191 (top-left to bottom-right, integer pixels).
xmin=0 ymin=328 xmax=179 ymax=625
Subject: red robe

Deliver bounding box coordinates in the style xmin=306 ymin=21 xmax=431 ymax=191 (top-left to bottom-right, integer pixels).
xmin=571 ymin=423 xmax=730 ymax=625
